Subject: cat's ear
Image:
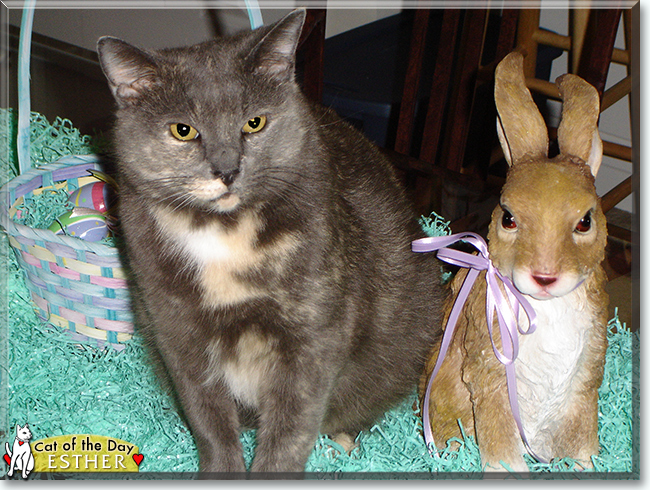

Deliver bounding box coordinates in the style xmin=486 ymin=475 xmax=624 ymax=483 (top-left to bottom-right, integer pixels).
xmin=247 ymin=9 xmax=306 ymax=81
xmin=97 ymin=36 xmax=159 ymax=106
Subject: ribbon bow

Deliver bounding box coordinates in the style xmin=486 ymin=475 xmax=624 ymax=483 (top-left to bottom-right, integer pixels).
xmin=412 ymin=232 xmax=546 ymax=463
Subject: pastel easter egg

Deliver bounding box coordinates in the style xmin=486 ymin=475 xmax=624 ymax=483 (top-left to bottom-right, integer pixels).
xmin=68 ymin=182 xmax=115 ymax=213
xmin=48 ymin=208 xmax=109 ymax=241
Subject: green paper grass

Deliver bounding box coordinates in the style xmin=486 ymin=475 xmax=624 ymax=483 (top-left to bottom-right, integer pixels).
xmin=1 ymin=111 xmax=637 ymax=479
xmin=3 ymin=258 xmax=637 ymax=477
xmin=1 ymin=109 xmax=98 ymax=180
xmin=13 ymin=187 xmax=74 ymax=230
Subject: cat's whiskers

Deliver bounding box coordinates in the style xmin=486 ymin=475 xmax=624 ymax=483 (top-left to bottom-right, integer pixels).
xmin=168 ymin=193 xmax=198 ymax=214
xmin=264 ymin=177 xmax=312 ymax=203
xmin=135 ymin=176 xmax=206 ymax=212
xmin=254 ymin=166 xmax=313 ymax=187
xmin=251 ymin=171 xmax=317 ymax=211
xmin=154 ymin=185 xmax=193 ymax=207
xmin=305 ymin=105 xmax=349 ymax=132
xmin=315 ymin=117 xmax=349 ymax=130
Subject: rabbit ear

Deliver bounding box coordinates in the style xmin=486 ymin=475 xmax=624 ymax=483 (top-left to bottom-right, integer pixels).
xmin=556 ymin=74 xmax=603 ymax=177
xmin=494 ymin=52 xmax=549 ymax=166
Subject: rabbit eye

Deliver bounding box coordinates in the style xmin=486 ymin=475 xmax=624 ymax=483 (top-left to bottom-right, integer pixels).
xmin=575 ymin=211 xmax=592 ymax=233
xmin=501 ymin=210 xmax=517 ymax=230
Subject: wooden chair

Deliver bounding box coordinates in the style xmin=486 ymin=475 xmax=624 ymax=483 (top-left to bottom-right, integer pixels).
xmin=388 ymin=6 xmax=637 ymax=241
xmin=516 ymin=5 xmax=637 ymax=323
xmin=388 ymin=8 xmax=519 ymax=231
xmin=516 ymin=6 xmax=636 ymax=242
xmin=298 ymin=9 xmax=327 ymax=102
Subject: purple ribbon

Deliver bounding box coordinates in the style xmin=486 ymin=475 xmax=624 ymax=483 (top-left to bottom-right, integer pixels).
xmin=413 ymin=232 xmax=547 ymax=464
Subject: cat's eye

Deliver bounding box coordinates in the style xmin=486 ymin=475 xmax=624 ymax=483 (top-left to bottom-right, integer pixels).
xmin=575 ymin=211 xmax=592 ymax=234
xmin=170 ymin=123 xmax=199 ymax=141
xmin=501 ymin=209 xmax=517 ymax=230
xmin=242 ymin=116 xmax=267 ymax=134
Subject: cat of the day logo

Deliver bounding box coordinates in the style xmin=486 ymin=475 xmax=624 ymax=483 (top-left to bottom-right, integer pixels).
xmin=4 ymin=430 xmax=143 ymax=477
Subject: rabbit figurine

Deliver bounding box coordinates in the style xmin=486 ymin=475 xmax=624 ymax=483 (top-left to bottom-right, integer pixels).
xmin=420 ymin=51 xmax=609 ymax=472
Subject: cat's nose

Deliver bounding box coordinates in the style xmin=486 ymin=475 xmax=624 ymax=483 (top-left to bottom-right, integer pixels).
xmin=218 ymin=169 xmax=240 ymax=186
xmin=208 ymin=145 xmax=241 ymax=183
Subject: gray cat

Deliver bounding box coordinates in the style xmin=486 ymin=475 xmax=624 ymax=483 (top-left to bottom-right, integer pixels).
xmin=97 ymin=9 xmax=443 ymax=474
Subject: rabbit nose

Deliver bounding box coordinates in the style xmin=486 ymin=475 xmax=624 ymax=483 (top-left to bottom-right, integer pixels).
xmin=532 ymin=274 xmax=557 ymax=287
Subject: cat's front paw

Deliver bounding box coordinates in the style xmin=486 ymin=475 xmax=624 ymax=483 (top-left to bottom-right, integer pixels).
xmin=330 ymin=432 xmax=359 ymax=455
xmin=249 ymin=457 xmax=305 ymax=474
xmin=198 ymin=451 xmax=246 ymax=475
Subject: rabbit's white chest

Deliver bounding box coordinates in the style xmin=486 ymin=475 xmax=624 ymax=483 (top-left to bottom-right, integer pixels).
xmin=514 ymin=289 xmax=592 ymax=445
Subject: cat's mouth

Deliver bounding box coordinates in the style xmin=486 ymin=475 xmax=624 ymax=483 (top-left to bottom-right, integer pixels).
xmin=191 ymin=179 xmax=241 ymax=212
xmin=214 ymin=192 xmax=241 ymax=212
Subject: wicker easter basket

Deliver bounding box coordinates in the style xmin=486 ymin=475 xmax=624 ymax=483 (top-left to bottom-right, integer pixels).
xmin=1 ymin=3 xmax=134 ymax=349
xmin=1 ymin=154 xmax=134 ymax=349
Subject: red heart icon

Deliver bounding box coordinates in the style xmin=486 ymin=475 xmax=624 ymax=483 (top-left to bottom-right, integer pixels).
xmin=132 ymin=453 xmax=144 ymax=466
xmin=3 ymin=454 xmax=10 ymax=465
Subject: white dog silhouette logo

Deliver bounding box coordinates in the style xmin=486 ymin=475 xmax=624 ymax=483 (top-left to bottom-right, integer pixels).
xmin=4 ymin=424 xmax=35 ymax=479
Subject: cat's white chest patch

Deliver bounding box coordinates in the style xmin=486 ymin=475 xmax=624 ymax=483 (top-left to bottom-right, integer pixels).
xmin=204 ymin=331 xmax=279 ymax=407
xmin=151 ymin=206 xmax=299 ymax=307
xmin=178 ymin=223 xmax=239 ymax=262
xmin=515 ymin=287 xmax=592 ymax=443
xmin=152 ymin=207 xmax=263 ymax=306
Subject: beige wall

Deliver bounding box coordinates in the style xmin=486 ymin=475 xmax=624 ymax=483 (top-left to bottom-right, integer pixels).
xmin=8 ymin=6 xmax=400 ymax=50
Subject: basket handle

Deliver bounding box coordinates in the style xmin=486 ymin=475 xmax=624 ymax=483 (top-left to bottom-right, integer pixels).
xmin=17 ymin=0 xmax=36 ymax=176
xmin=244 ymin=0 xmax=263 ymax=29
xmin=15 ymin=2 xmax=260 ymax=175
